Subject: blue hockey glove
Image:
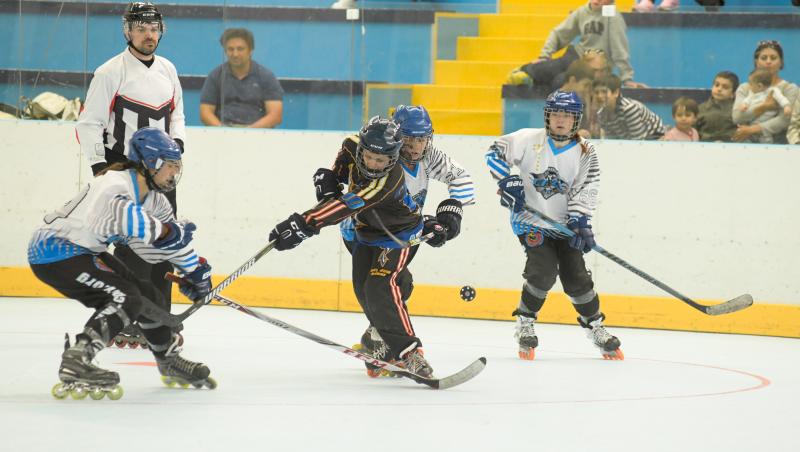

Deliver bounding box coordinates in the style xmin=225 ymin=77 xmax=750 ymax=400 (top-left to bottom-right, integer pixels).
xmin=179 ymin=257 xmax=212 ymax=302
xmin=269 ymin=213 xmax=318 ymax=251
xmin=312 ymin=168 xmax=343 ymax=202
xmin=567 ymin=216 xmax=595 ymax=253
xmin=153 ymin=221 xmax=196 ymax=250
xmin=422 ymin=217 xmax=448 ymax=248
xmin=498 ymin=175 xmax=525 ymax=213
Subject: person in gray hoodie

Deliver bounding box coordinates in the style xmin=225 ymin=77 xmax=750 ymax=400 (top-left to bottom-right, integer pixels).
xmin=508 ymin=0 xmax=646 ymax=90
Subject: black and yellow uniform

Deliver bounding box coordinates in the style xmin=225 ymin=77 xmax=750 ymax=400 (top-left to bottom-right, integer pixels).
xmin=303 ymin=135 xmax=425 ymax=359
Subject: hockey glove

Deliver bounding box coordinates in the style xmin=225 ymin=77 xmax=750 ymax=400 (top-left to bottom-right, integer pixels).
xmin=312 ymin=168 xmax=343 ymax=202
xmin=179 ymin=257 xmax=212 ymax=302
xmin=435 ymin=198 xmax=463 ymax=241
xmin=498 ymin=175 xmax=525 ymax=213
xmin=269 ymin=213 xmax=318 ymax=251
xmin=567 ymin=216 xmax=595 ymax=253
xmin=154 ymin=221 xmax=196 ymax=250
xmin=423 ymin=217 xmax=448 ymax=248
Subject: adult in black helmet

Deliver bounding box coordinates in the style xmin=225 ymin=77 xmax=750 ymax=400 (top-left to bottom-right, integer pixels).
xmin=268 ymin=116 xmax=464 ymax=380
xmin=76 ymin=1 xmax=187 ymax=349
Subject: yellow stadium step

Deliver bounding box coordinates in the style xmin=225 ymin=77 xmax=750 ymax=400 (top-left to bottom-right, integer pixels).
xmin=499 ymin=0 xmax=635 ymax=14
xmin=426 ymin=109 xmax=502 ymax=136
xmin=456 ymin=36 xmax=545 ymax=62
xmin=434 ymin=60 xmax=519 ymax=86
xmin=411 ymin=85 xmax=502 ymax=111
xmin=479 ymin=14 xmax=565 ymax=39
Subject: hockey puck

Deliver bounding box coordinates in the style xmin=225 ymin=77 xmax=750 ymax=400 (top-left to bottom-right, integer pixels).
xmin=460 ymin=285 xmax=476 ymax=302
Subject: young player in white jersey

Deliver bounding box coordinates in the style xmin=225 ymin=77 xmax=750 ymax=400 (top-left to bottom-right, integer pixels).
xmin=312 ymin=106 xmax=473 ymax=376
xmin=28 ymin=128 xmax=215 ymax=400
xmin=485 ymin=91 xmax=623 ymax=361
xmin=76 ymin=2 xmax=186 ymax=348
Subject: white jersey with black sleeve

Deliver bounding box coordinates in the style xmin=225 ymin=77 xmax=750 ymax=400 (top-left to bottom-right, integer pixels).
xmin=27 ymin=170 xmax=199 ymax=273
xmin=401 ymin=146 xmax=476 ymax=209
xmin=76 ymin=49 xmax=186 ymax=171
xmin=485 ymin=128 xmax=600 ymax=237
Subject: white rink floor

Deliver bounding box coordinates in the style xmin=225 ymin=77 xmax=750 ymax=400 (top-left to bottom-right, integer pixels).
xmin=1 ymin=297 xmax=798 ymax=452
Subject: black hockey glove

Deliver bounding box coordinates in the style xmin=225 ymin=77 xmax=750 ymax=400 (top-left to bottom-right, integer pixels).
xmin=154 ymin=221 xmax=196 ymax=251
xmin=435 ymin=198 xmax=463 ymax=241
xmin=422 ymin=217 xmax=448 ymax=248
xmin=313 ymin=168 xmax=343 ymax=202
xmin=179 ymin=257 xmax=212 ymax=302
xmin=269 ymin=213 xmax=318 ymax=251
xmin=498 ymin=175 xmax=525 ymax=213
xmin=567 ymin=216 xmax=595 ymax=253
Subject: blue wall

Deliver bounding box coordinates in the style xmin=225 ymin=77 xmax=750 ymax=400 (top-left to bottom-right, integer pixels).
xmin=626 ymin=25 xmax=800 ymax=89
xmin=0 ymin=83 xmax=364 ymax=131
xmin=0 ymin=13 xmax=431 ymax=83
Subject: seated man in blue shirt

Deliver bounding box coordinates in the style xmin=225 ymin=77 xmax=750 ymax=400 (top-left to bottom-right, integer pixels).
xmin=200 ymin=28 xmax=284 ymax=128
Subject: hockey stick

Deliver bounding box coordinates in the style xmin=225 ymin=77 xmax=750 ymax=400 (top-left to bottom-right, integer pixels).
xmin=520 ymin=205 xmax=753 ymax=316
xmin=370 ymin=210 xmax=434 ymax=248
xmin=163 ymin=277 xmax=486 ymax=389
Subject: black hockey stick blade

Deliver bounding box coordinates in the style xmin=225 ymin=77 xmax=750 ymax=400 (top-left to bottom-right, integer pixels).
xmin=703 ymin=294 xmax=754 ymax=316
xmin=211 ymin=293 xmax=487 ymax=390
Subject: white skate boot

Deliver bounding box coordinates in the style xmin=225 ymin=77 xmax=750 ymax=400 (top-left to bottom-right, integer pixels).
xmin=579 ymin=313 xmax=624 ymax=360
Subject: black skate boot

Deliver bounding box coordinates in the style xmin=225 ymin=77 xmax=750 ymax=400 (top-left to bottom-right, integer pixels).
xmin=357 ymin=327 xmax=398 ymax=378
xmin=109 ymin=323 xmax=148 ymax=349
xmin=156 ymin=334 xmax=216 ymax=389
xmin=399 ymin=348 xmax=434 ymax=378
xmin=513 ymin=310 xmax=538 ymax=360
xmin=52 ymin=333 xmax=123 ymax=400
xmin=579 ymin=313 xmax=624 ymax=360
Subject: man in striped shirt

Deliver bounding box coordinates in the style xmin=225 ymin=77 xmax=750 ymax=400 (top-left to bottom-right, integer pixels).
xmin=593 ymin=74 xmax=665 ymax=140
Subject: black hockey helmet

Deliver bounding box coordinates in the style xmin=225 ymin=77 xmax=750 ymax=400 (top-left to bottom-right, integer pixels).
xmin=122 ymin=2 xmax=165 ymax=48
xmin=355 ymin=116 xmax=402 ymax=179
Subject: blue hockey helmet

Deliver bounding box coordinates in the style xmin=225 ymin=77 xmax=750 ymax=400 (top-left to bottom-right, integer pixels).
xmin=544 ymin=90 xmax=583 ymax=142
xmin=392 ymin=105 xmax=433 ymax=163
xmin=128 ymin=127 xmax=182 ymax=192
xmin=356 ymin=116 xmax=402 ymax=179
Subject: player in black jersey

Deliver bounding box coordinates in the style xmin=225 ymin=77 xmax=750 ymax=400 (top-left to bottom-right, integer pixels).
xmin=269 ymin=116 xmax=463 ymax=378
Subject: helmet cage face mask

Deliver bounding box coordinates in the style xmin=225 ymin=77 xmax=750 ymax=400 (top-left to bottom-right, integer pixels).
xmin=128 ymin=127 xmax=182 ymax=193
xmin=355 ymin=142 xmax=399 ymax=180
xmin=399 ymin=134 xmax=432 ymax=164
xmin=544 ymin=91 xmax=583 ymax=142
xmin=392 ymin=105 xmax=433 ymax=163
xmin=148 ymin=159 xmax=182 ymax=193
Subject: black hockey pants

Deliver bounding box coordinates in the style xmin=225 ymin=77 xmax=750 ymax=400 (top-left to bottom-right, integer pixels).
xmin=30 ymin=253 xmax=174 ymax=355
xmin=350 ymin=242 xmax=421 ymax=360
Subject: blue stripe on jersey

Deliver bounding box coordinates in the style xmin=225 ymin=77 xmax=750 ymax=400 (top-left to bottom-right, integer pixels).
xmin=129 ymin=170 xmax=140 ymax=205
xmin=27 ymin=231 xmax=91 ymax=264
xmin=548 ymin=137 xmax=578 ymax=156
xmin=449 ymin=187 xmax=473 ymax=193
xmin=451 ymin=194 xmax=474 ymax=200
xmin=485 ymin=152 xmax=510 ymax=178
xmin=356 ymin=220 xmax=424 ymax=249
xmin=401 ymin=161 xmax=420 ymax=178
xmin=136 ymin=205 xmax=145 ymax=239
xmin=126 ymin=203 xmax=134 ymax=237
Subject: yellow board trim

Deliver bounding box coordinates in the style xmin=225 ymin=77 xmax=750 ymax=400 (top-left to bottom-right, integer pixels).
xmin=4 ymin=266 xmax=797 ymax=338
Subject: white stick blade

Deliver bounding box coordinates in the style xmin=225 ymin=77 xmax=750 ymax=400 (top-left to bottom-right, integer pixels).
xmin=706 ymin=294 xmax=754 ymax=316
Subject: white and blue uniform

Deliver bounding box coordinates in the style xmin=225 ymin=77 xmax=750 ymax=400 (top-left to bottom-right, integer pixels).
xmin=485 ymin=128 xmax=599 ymax=237
xmin=340 ymin=145 xmax=475 ymax=241
xmin=27 ymin=170 xmax=199 ymax=273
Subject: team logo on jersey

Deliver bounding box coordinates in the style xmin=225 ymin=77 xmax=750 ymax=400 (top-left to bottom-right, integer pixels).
xmin=530 ymin=167 xmax=568 ymax=199
xmin=378 ymin=248 xmax=391 ymax=268
xmin=93 ymin=256 xmax=114 ymax=273
xmin=524 ymin=229 xmax=544 ymax=248
xmin=412 ymin=189 xmax=427 ymax=207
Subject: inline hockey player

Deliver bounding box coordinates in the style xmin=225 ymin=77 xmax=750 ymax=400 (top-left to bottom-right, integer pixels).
xmin=76 ymin=2 xmax=187 ymax=349
xmin=484 ymin=90 xmax=623 ymax=361
xmin=313 ymin=105 xmax=474 ymax=375
xmin=28 ymin=128 xmax=215 ymax=400
xmin=271 ymin=116 xmax=464 ymax=378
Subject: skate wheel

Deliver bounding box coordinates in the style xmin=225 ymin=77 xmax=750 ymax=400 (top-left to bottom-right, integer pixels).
xmin=161 ymin=376 xmax=177 ymax=387
xmin=128 ymin=342 xmax=139 ymax=349
xmin=89 ymin=388 xmax=106 ymax=400
xmin=602 ymin=348 xmax=625 ymax=361
xmin=51 ymin=383 xmax=69 ymax=399
xmin=179 ymin=382 xmax=190 ymax=389
xmin=106 ymin=386 xmax=124 ymax=400
xmin=70 ymin=387 xmax=88 ymax=400
xmin=352 ymin=343 xmax=364 ymax=351
xmin=115 ymin=339 xmax=127 ymax=348
xmin=518 ymin=347 xmax=536 ymax=361
xmin=192 ymin=382 xmax=203 ymax=389
xmin=141 ymin=343 xmax=149 ymax=350
xmin=205 ymin=377 xmax=217 ymax=390
xmin=366 ymin=368 xmax=382 ymax=378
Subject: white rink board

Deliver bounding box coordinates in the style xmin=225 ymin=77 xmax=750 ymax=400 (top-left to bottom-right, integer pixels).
xmin=0 ymin=120 xmax=797 ymax=304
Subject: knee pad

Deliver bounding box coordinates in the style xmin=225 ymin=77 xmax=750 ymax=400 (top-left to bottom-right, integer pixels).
xmin=518 ymin=282 xmax=546 ymax=315
xmin=571 ymin=290 xmax=600 ymax=318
